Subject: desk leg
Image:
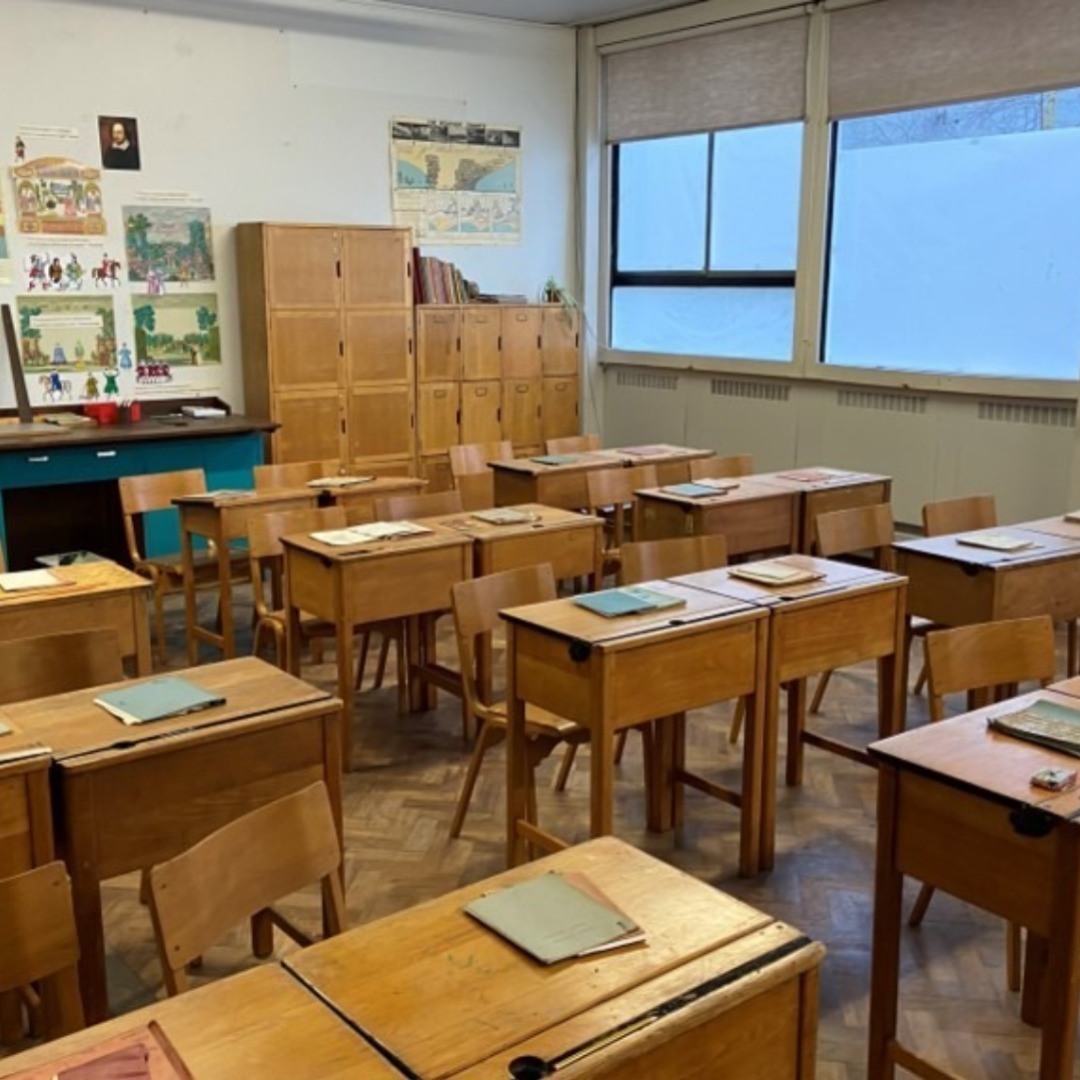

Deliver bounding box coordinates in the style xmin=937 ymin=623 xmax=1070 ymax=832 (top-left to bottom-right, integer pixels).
xmin=421 ymin=615 xmax=438 ymax=711
xmin=784 ymin=678 xmax=808 ymax=787
xmin=406 ymin=616 xmax=422 ymax=712
xmin=867 ymin=764 xmax=903 ymax=1080
xmin=506 ymin=623 xmax=530 ymax=867
xmin=64 ymin=848 xmax=108 ymax=1024
xmin=181 ymin=522 xmax=198 ymax=667
xmin=335 ymin=613 xmax=355 ymax=771
xmin=215 ymin=521 xmax=235 ymax=660
xmin=760 ymin=624 xmax=782 ymax=872
xmin=131 ymin=589 xmax=152 ymax=676
xmin=1038 ymin=835 xmax=1080 ymax=1079
xmin=285 ymin=601 xmax=302 ymax=677
xmin=589 ymin=659 xmax=615 ymax=839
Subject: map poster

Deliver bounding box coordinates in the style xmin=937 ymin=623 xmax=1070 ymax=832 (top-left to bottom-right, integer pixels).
xmin=391 ymin=118 xmax=521 ymax=245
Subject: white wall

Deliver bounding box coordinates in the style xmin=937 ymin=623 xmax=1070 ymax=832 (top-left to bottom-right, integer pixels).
xmin=0 ymin=0 xmax=576 ymax=410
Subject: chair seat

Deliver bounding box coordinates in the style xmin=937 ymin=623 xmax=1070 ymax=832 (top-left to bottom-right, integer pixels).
xmin=487 ymin=701 xmax=589 ymax=742
xmin=137 ymin=549 xmax=250 ymax=583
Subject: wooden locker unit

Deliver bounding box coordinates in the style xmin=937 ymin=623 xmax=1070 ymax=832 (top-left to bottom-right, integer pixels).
xmin=502 ymin=377 xmax=542 ymax=453
xmin=500 ymin=306 xmax=542 ymax=377
xmin=460 ymin=380 xmax=502 ymax=444
xmin=416 ymin=307 xmax=462 ymax=382
xmin=461 ymin=308 xmax=502 ymax=380
xmin=542 ymin=376 xmax=579 ymax=441
xmin=541 ymin=306 xmax=580 ymax=375
xmin=236 ymin=222 xmax=415 ymax=471
xmin=418 ymin=382 xmax=461 ymax=456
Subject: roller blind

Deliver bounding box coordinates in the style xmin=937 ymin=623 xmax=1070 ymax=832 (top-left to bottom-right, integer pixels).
xmin=604 ymin=14 xmax=809 ymax=143
xmin=829 ymin=0 xmax=1080 ymax=119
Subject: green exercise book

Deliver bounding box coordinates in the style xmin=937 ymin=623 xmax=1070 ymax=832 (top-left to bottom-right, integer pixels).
xmin=572 ymin=586 xmax=686 ymax=618
xmin=661 ymin=482 xmax=727 ymax=498
xmin=531 ymin=454 xmax=579 ymax=466
xmin=94 ymin=677 xmax=225 ymax=727
xmin=464 ymin=871 xmax=644 ymax=965
xmin=988 ymin=699 xmax=1080 ymax=757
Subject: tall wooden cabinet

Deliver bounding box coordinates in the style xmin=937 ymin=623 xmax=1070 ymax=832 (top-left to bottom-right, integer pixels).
xmin=415 ymin=303 xmax=580 ymax=490
xmin=236 ymin=223 xmax=416 ymax=475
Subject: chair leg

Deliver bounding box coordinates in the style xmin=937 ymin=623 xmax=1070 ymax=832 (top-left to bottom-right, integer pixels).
xmin=373 ymin=632 xmax=392 ymax=689
xmin=1006 ymin=920 xmax=1023 ymax=994
xmin=153 ymin=581 xmax=167 ymax=668
xmin=809 ymin=669 xmax=833 ymax=715
xmin=908 ymin=883 xmax=935 ymax=927
xmin=354 ymin=631 xmax=372 ymax=691
xmin=729 ymin=698 xmax=744 ymax=745
xmin=913 ymin=659 xmax=928 ymax=696
xmin=394 ymin=627 xmax=408 ymax=716
xmin=613 ymin=729 xmax=629 ymax=765
xmin=553 ymin=743 xmax=578 ymax=792
xmin=1069 ymin=621 xmax=1079 ymax=678
xmin=449 ymin=723 xmax=503 ymax=839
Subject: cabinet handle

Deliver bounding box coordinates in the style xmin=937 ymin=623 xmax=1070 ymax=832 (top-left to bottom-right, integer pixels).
xmin=335 ymin=259 xmax=342 ymax=278
xmin=497 ymin=408 xmax=502 ymax=422
xmin=27 ymin=455 xmax=49 ymax=463
xmin=498 ymin=335 xmax=502 ymax=351
xmin=456 ymin=337 xmax=461 ymax=352
xmin=96 ymin=450 xmax=117 ymax=458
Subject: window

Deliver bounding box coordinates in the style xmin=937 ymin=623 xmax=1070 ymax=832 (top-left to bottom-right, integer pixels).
xmin=610 ymin=122 xmax=803 ymax=361
xmin=824 ymin=89 xmax=1080 ymax=380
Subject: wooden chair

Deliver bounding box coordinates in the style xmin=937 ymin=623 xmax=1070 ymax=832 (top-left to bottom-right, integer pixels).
xmin=373 ymin=489 xmax=463 ymax=521
xmin=545 ymin=433 xmax=601 ymax=454
xmin=585 ymin=464 xmax=657 ymax=581
xmin=0 ymin=862 xmax=84 ymax=1040
xmin=0 ymin=629 xmax=123 ymax=705
xmin=447 ymin=564 xmax=590 ymax=840
xmin=248 ymin=507 xmax=404 ymax=709
xmin=689 ymin=454 xmax=755 ymax=480
xmin=119 ymin=469 xmax=249 ymax=667
xmin=618 ymin=534 xmax=729 ymax=587
xmin=448 ymin=441 xmax=514 ymax=511
xmin=908 ymin=615 xmax=1056 ymax=992
xmin=147 ymin=781 xmax=346 ymax=996
xmin=253 ymin=459 xmax=341 ymax=489
xmin=922 ymin=494 xmax=996 ymax=538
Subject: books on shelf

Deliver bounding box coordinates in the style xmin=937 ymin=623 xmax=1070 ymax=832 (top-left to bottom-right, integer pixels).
xmin=94 ymin=677 xmax=225 ymax=726
xmin=573 ymin=586 xmax=686 ymax=618
xmin=0 ymin=568 xmax=67 ymax=593
xmin=306 ymin=475 xmax=374 ymax=489
xmin=988 ymin=699 xmax=1080 ymax=757
xmin=464 ymin=870 xmax=644 ymax=965
xmin=727 ymin=561 xmax=825 ymax=587
xmin=310 ymin=521 xmax=433 ymax=546
xmin=661 ymin=482 xmax=728 ymax=498
xmin=413 ymin=249 xmax=477 ymax=305
xmin=955 ymin=532 xmax=1037 ymax=553
xmin=470 ymin=507 xmax=536 ymax=526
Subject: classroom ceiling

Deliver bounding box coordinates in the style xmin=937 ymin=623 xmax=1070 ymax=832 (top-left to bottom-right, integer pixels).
xmin=362 ymin=0 xmax=697 ymax=24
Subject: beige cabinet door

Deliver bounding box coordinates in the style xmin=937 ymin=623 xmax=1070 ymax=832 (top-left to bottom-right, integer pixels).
xmin=500 ymin=307 xmax=542 ymax=377
xmin=268 ymin=310 xmax=341 ymax=390
xmin=461 ymin=308 xmax=502 ymax=380
xmin=341 ymin=228 xmax=412 ymax=308
xmin=502 ymin=378 xmax=542 ymax=448
xmin=460 ymin=380 xmax=502 ymax=445
xmin=541 ymin=307 xmax=580 ymax=375
xmin=347 ymin=385 xmax=415 ymax=461
xmin=542 ymin=376 xmax=579 ymax=441
xmin=264 ymin=226 xmax=341 ymax=309
xmin=417 ymin=382 xmax=460 ymax=456
xmin=344 ymin=311 xmax=413 ymax=385
xmin=416 ymin=308 xmax=461 ymax=382
xmin=273 ymin=393 xmax=344 ymax=463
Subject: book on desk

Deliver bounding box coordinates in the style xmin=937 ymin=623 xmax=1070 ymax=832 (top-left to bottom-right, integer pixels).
xmin=988 ymin=698 xmax=1080 ymax=758
xmin=93 ymin=677 xmax=225 ymax=726
xmin=573 ymin=586 xmax=686 ymax=618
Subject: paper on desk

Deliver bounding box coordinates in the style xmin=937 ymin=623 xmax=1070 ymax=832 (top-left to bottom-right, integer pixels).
xmin=0 ymin=568 xmax=65 ymax=592
xmin=311 ymin=521 xmax=433 ymax=546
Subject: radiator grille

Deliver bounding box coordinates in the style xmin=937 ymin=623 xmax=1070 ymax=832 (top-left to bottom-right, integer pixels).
xmin=836 ymin=389 xmax=928 ymax=414
xmin=710 ymin=378 xmax=789 ymax=402
xmin=976 ymin=400 xmax=1074 ymax=427
xmin=615 ymin=369 xmax=679 ymax=391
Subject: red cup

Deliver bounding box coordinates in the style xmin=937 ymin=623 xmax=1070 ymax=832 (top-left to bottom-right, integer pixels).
xmin=83 ymin=403 xmax=119 ymax=426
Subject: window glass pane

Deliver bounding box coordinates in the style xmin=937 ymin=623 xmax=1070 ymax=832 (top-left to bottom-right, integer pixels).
xmin=616 ymin=134 xmax=708 ymax=271
xmin=825 ymin=90 xmax=1080 ymax=379
xmin=611 ymin=287 xmax=794 ymax=360
xmin=710 ymin=122 xmax=802 ymax=270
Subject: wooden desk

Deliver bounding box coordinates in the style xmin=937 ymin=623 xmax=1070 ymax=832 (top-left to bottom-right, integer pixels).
xmin=636 ymin=480 xmax=798 ymax=556
xmin=501 ymin=583 xmax=767 ymax=875
xmin=0 ymin=561 xmax=151 ymax=675
xmin=492 ymin=452 xmax=621 ymax=510
xmin=318 ymin=474 xmax=426 ymax=522
xmin=753 ymin=467 xmax=892 ymax=552
xmin=867 ymin=690 xmax=1080 ymax=1080
xmin=0 ymin=965 xmax=401 ymax=1079
xmin=676 ymin=556 xmax=908 ymax=870
xmin=286 ymin=837 xmax=825 ymax=1079
xmin=605 ymin=443 xmax=714 ymax=483
xmin=175 ymin=487 xmax=317 ymax=663
xmin=282 ymin=525 xmax=472 ymax=767
xmin=1 ymin=657 xmax=342 ymax=1023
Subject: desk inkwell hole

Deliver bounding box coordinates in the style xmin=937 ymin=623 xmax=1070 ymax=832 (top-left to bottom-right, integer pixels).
xmin=508 ymin=1055 xmax=552 ymax=1079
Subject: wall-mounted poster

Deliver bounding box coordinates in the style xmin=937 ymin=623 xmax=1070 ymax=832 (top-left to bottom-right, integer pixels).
xmin=132 ymin=294 xmax=220 ymax=368
xmin=391 ymin=118 xmax=521 ymax=245
xmin=16 ymin=294 xmax=117 ymax=372
xmin=98 ymin=116 xmax=141 ymax=171
xmin=11 ymin=158 xmax=105 ymax=236
xmin=0 ymin=182 xmax=10 ymax=284
xmin=123 ymin=205 xmax=213 ymax=284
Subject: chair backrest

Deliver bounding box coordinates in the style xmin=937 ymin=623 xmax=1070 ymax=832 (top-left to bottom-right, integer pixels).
xmin=118 ymin=468 xmax=207 ymax=562
xmin=925 ymin=615 xmax=1056 ymax=723
xmin=814 ymin=502 xmax=895 ymax=571
xmin=546 ymin=434 xmax=601 ymax=454
xmin=253 ymin=460 xmax=341 ymax=489
xmin=0 ymin=629 xmax=123 ymax=705
xmin=586 ymin=465 xmax=657 ymax=548
xmin=448 ymin=441 xmax=514 ymax=480
xmin=618 ymin=535 xmax=729 ymax=586
xmin=148 ymin=781 xmax=345 ymax=995
xmin=450 ymin=564 xmax=556 ymax=716
xmin=456 ymin=472 xmax=496 ymax=511
xmin=248 ymin=506 xmax=347 ymax=619
xmin=0 ymin=861 xmax=84 ymax=1037
xmin=374 ymin=490 xmax=463 ymax=520
xmin=922 ymin=494 xmax=997 ymax=537
xmin=689 ymin=454 xmax=755 ymax=480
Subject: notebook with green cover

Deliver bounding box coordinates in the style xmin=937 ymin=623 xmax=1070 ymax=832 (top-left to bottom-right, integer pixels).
xmin=464 ymin=871 xmax=643 ymax=965
xmin=573 ymin=586 xmax=686 ymax=618
xmin=988 ymin=699 xmax=1080 ymax=757
xmin=94 ymin=677 xmax=225 ymax=726
xmin=531 ymin=454 xmax=579 ymax=466
xmin=661 ymin=482 xmax=726 ymax=498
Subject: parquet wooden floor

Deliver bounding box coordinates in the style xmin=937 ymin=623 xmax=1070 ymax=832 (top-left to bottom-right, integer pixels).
xmin=4 ymin=586 xmax=1076 ymax=1078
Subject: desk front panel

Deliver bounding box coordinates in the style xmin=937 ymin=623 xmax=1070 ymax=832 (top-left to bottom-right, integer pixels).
xmin=638 ymin=489 xmax=797 ymax=555
xmin=477 ymin=521 xmax=599 ymax=580
xmin=0 ymin=757 xmax=52 ymax=877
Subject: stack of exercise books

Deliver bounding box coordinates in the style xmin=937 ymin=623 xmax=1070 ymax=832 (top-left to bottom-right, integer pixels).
xmin=727 ymin=561 xmax=825 ymax=587
xmin=988 ymin=698 xmax=1080 ymax=757
xmin=310 ymin=521 xmax=433 ymax=546
xmin=955 ymin=532 xmax=1038 ymax=553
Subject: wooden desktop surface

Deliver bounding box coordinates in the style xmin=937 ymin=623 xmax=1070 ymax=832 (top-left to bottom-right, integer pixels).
xmin=867 ymin=690 xmax=1080 ymax=1080
xmin=175 ymin=487 xmax=317 ymax=663
xmin=0 ymin=965 xmax=401 ymax=1079
xmin=0 ymin=561 xmax=151 ymax=675
xmin=501 ymin=584 xmax=768 ymax=874
xmin=1 ymin=657 xmax=343 ymax=1023
xmin=286 ymin=836 xmax=824 ymax=1080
